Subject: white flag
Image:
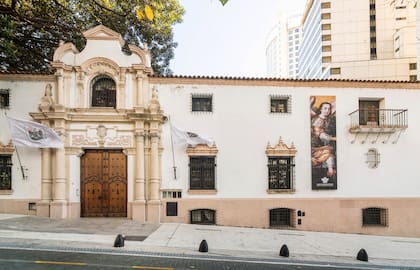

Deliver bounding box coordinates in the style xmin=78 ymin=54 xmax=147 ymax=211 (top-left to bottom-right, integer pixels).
xmin=7 ymin=117 xmax=64 ymax=148
xmin=171 ymin=125 xmax=214 ymax=147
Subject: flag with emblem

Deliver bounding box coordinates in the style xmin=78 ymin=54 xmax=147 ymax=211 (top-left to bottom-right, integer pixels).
xmin=7 ymin=117 xmax=64 ymax=148
xmin=171 ymin=125 xmax=214 ymax=147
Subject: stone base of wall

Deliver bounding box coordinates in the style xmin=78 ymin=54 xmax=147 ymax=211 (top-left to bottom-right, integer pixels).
xmin=0 ymin=199 xmax=38 ymax=216
xmin=160 ymin=197 xmax=420 ymax=237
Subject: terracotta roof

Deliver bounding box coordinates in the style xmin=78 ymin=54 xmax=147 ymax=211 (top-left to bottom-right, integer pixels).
xmin=151 ymin=74 xmax=418 ymax=84
xmin=0 ymin=70 xmax=54 ymax=75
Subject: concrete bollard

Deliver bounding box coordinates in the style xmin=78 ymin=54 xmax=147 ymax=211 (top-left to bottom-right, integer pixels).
xmin=356 ymin=248 xmax=368 ymax=262
xmin=279 ymin=244 xmax=289 ymax=257
xmin=199 ymin=239 xmax=208 ymax=252
xmin=114 ymin=234 xmax=125 ymax=247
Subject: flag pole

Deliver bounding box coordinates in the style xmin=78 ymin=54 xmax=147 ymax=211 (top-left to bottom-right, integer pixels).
xmin=168 ymin=116 xmax=177 ymax=179
xmin=14 ymin=146 xmax=26 ymax=180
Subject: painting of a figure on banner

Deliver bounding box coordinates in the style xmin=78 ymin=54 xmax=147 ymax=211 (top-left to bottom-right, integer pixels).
xmin=310 ymin=96 xmax=337 ymax=189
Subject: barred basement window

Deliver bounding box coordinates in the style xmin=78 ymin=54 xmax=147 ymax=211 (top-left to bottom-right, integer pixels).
xmin=0 ymin=155 xmax=12 ymax=190
xmin=192 ymin=94 xmax=212 ymax=112
xmin=166 ymin=202 xmax=178 ymax=216
xmin=270 ymin=96 xmax=291 ymax=113
xmin=270 ymin=208 xmax=296 ymax=227
xmin=0 ymin=89 xmax=10 ymax=109
xmin=189 ymin=156 xmax=215 ymax=190
xmin=191 ymin=209 xmax=215 ymax=225
xmin=91 ymin=75 xmax=116 ymax=108
xmin=409 ymin=75 xmax=417 ymax=81
xmin=321 ymin=2 xmax=331 ymax=8
xmin=362 ymin=207 xmax=388 ymax=226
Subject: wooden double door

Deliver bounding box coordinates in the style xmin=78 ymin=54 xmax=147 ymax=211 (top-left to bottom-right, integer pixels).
xmin=81 ymin=149 xmax=127 ymax=217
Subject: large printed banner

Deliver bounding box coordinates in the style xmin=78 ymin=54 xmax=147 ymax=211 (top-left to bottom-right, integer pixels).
xmin=310 ymin=96 xmax=337 ymax=189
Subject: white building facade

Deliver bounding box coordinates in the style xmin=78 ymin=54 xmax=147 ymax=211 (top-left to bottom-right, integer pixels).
xmin=1 ymin=26 xmax=420 ymax=237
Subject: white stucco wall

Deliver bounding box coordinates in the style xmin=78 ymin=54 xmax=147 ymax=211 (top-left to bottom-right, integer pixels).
xmin=0 ymin=80 xmax=48 ymax=199
xmin=156 ymin=82 xmax=420 ymax=199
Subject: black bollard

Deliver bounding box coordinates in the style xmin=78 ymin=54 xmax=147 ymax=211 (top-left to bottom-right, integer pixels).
xmin=356 ymin=248 xmax=368 ymax=262
xmin=114 ymin=234 xmax=125 ymax=247
xmin=279 ymin=244 xmax=289 ymax=257
xmin=199 ymin=239 xmax=208 ymax=252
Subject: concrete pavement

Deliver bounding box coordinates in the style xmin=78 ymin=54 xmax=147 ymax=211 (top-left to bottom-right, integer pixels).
xmin=0 ymin=214 xmax=419 ymax=268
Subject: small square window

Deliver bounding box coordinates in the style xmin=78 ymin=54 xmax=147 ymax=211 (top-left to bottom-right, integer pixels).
xmin=192 ymin=94 xmax=212 ymax=112
xmin=0 ymin=89 xmax=10 ymax=109
xmin=409 ymin=63 xmax=417 ymax=70
xmin=270 ymin=96 xmax=290 ymax=113
xmin=166 ymin=202 xmax=178 ymax=216
xmin=409 ymin=75 xmax=417 ymax=81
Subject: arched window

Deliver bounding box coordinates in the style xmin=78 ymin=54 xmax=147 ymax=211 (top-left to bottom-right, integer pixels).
xmin=91 ymin=75 xmax=116 ymax=108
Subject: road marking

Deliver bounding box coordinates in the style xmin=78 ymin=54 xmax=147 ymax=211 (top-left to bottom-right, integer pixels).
xmin=35 ymin=260 xmax=87 ymax=266
xmin=132 ymin=266 xmax=173 ymax=270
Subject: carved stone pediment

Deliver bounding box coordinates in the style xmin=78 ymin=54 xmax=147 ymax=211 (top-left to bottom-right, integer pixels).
xmin=186 ymin=144 xmax=218 ymax=156
xmin=0 ymin=140 xmax=14 ymax=154
xmin=266 ymin=137 xmax=297 ymax=157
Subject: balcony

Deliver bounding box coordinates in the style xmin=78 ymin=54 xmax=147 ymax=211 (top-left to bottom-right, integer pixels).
xmin=348 ymin=109 xmax=408 ymax=143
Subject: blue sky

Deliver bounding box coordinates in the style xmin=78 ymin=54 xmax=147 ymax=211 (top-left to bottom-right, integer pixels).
xmin=170 ymin=0 xmax=307 ymax=77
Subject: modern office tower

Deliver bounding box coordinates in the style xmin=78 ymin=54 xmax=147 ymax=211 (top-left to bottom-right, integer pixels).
xmin=266 ymin=14 xmax=302 ymax=78
xmin=299 ymin=0 xmax=417 ymax=81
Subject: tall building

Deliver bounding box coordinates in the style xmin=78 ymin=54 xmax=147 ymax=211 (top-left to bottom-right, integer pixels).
xmin=299 ymin=0 xmax=417 ymax=81
xmin=266 ymin=14 xmax=302 ymax=78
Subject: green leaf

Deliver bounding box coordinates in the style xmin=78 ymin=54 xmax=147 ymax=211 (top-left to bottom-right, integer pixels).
xmin=219 ymin=0 xmax=229 ymax=6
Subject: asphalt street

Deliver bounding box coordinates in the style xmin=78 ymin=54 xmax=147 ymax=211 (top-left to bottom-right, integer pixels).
xmin=0 ymin=247 xmax=418 ymax=270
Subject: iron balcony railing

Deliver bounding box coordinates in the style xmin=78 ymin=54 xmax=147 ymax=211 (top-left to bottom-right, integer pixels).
xmin=349 ymin=109 xmax=408 ymax=129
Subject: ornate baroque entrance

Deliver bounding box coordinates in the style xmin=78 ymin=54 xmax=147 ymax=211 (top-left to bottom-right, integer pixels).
xmin=80 ymin=149 xmax=127 ymax=217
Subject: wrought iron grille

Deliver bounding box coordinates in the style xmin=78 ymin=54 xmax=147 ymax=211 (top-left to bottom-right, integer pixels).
xmin=362 ymin=207 xmax=388 ymax=226
xmin=0 ymin=89 xmax=10 ymax=109
xmin=270 ymin=97 xmax=289 ymax=113
xmin=91 ymin=76 xmax=116 ymax=108
xmin=189 ymin=157 xmax=215 ymax=190
xmin=190 ymin=209 xmax=215 ymax=224
xmin=0 ymin=155 xmax=12 ymax=190
xmin=192 ymin=95 xmax=212 ymax=112
xmin=268 ymin=157 xmax=294 ymax=190
xmin=166 ymin=202 xmax=178 ymax=216
xmin=349 ymin=109 xmax=408 ymax=129
xmin=270 ymin=208 xmax=295 ymax=227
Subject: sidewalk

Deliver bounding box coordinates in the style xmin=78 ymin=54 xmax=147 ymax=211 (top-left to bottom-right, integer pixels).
xmin=1 ymin=214 xmax=420 ymax=268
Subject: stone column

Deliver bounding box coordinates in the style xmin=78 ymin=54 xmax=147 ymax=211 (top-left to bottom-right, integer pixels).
xmin=135 ymin=72 xmax=144 ymax=109
xmin=132 ymin=130 xmax=146 ymax=222
xmin=37 ymin=148 xmax=52 ymax=217
xmin=50 ymin=119 xmax=67 ymax=218
xmin=147 ymin=132 xmax=160 ymax=223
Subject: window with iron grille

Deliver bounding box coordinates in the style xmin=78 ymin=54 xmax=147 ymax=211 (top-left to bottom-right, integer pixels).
xmin=166 ymin=202 xmax=178 ymax=216
xmin=190 ymin=209 xmax=215 ymax=224
xmin=269 ymin=208 xmax=295 ymax=227
xmin=270 ymin=96 xmax=290 ymax=113
xmin=268 ymin=157 xmax=294 ymax=190
xmin=189 ymin=157 xmax=215 ymax=190
xmin=192 ymin=94 xmax=212 ymax=112
xmin=0 ymin=155 xmax=12 ymax=190
xmin=362 ymin=207 xmax=388 ymax=226
xmin=91 ymin=75 xmax=116 ymax=108
xmin=0 ymin=89 xmax=10 ymax=109
xmin=409 ymin=63 xmax=417 ymax=70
